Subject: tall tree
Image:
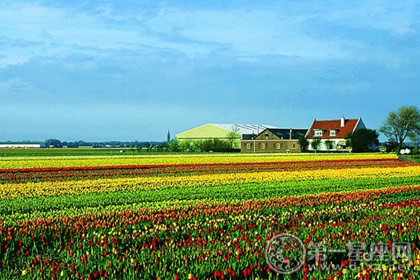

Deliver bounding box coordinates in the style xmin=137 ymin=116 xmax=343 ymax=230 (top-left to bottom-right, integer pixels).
xmin=298 ymin=136 xmax=309 ymax=152
xmin=227 ymin=125 xmax=241 ymax=149
xmin=379 ymin=106 xmax=420 ymax=154
xmin=346 ymin=129 xmax=379 ymax=153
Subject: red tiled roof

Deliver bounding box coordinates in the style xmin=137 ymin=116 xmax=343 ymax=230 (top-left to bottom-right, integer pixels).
xmin=306 ymin=119 xmax=360 ymax=139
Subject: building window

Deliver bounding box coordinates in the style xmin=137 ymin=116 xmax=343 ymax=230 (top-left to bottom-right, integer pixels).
xmin=314 ymin=130 xmax=323 ymax=137
xmin=246 ymin=143 xmax=251 ymax=149
xmin=276 ymin=143 xmax=281 ymax=149
xmin=330 ymin=130 xmax=336 ymax=136
xmin=265 ymin=133 xmax=269 ymax=140
xmin=292 ymin=143 xmax=296 ymax=149
xmin=261 ymin=143 xmax=265 ymax=149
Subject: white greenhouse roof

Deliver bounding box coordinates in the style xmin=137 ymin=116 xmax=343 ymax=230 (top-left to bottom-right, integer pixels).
xmin=209 ymin=124 xmax=279 ymax=135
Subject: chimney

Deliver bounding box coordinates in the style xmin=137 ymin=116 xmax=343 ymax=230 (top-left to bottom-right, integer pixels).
xmin=340 ymin=117 xmax=345 ymax=127
xmin=289 ymin=128 xmax=292 ymax=140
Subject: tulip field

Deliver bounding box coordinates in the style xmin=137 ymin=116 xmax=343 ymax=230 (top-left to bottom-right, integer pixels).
xmin=0 ymin=153 xmax=419 ymax=279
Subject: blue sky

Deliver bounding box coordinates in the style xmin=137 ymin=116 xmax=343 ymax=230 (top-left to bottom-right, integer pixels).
xmin=0 ymin=0 xmax=419 ymax=141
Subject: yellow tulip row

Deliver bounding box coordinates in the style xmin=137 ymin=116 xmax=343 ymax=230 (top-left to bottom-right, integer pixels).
xmin=0 ymin=153 xmax=397 ymax=169
xmin=0 ymin=165 xmax=418 ymax=199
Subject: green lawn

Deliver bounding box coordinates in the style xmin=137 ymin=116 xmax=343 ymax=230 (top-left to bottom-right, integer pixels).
xmin=408 ymin=154 xmax=420 ymax=163
xmin=399 ymin=154 xmax=420 ymax=163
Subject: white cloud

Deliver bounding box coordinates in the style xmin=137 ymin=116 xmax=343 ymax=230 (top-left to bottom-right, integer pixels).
xmin=142 ymin=8 xmax=351 ymax=59
xmin=0 ymin=55 xmax=31 ymax=68
xmin=0 ymin=1 xmax=360 ymax=68
xmin=0 ymin=77 xmax=34 ymax=93
xmin=328 ymin=1 xmax=419 ymax=36
xmin=0 ymin=1 xmax=418 ymax=68
xmin=0 ymin=2 xmax=143 ymax=67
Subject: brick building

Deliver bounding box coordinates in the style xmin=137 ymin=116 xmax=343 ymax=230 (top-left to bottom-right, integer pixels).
xmin=241 ymin=128 xmax=307 ymax=153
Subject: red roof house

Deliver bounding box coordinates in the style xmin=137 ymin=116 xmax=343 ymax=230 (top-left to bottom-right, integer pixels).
xmin=306 ymin=117 xmax=365 ymax=151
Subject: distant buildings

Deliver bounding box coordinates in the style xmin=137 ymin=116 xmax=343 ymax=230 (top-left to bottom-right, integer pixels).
xmin=176 ymin=124 xmax=279 ymax=149
xmin=176 ymin=117 xmax=368 ymax=153
xmin=0 ymin=143 xmax=41 ymax=148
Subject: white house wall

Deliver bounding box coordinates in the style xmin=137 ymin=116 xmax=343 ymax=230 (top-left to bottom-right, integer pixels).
xmin=307 ymin=139 xmax=348 ymax=151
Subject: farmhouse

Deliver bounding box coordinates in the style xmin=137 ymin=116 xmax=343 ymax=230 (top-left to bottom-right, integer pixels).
xmin=241 ymin=128 xmax=307 ymax=153
xmin=306 ymin=117 xmax=366 ymax=151
xmin=176 ymin=124 xmax=278 ymax=149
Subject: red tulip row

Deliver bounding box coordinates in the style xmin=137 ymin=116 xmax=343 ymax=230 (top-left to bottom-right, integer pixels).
xmin=0 ymin=186 xmax=418 ymax=279
xmin=0 ymin=158 xmax=413 ymax=184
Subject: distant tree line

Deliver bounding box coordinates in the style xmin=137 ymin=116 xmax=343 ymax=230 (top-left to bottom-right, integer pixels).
xmin=41 ymin=138 xmax=237 ymax=153
xmin=43 ymin=139 xmax=167 ymax=149
xmin=167 ymin=139 xmax=238 ymax=153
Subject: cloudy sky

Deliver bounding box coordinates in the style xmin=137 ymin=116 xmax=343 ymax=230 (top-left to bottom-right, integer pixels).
xmin=0 ymin=0 xmax=419 ymax=141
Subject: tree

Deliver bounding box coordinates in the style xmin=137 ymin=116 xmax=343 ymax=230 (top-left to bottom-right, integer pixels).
xmin=156 ymin=144 xmax=165 ymax=152
xmin=227 ymin=125 xmax=241 ymax=149
xmin=311 ymin=139 xmax=321 ymax=152
xmin=298 ymin=136 xmax=309 ymax=152
xmin=379 ymin=106 xmax=420 ymax=154
xmin=167 ymin=140 xmax=180 ymax=152
xmin=346 ymin=129 xmax=379 ymax=153
xmin=201 ymin=139 xmax=230 ymax=152
xmin=145 ymin=142 xmax=153 ymax=152
xmin=179 ymin=140 xmax=192 ymax=152
xmin=384 ymin=142 xmax=398 ymax=153
xmin=45 ymin=139 xmax=62 ymax=148
xmin=190 ymin=141 xmax=203 ymax=152
xmin=409 ymin=133 xmax=420 ymax=154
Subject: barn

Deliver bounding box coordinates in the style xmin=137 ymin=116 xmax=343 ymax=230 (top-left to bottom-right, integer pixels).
xmin=176 ymin=124 xmax=279 ymax=149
